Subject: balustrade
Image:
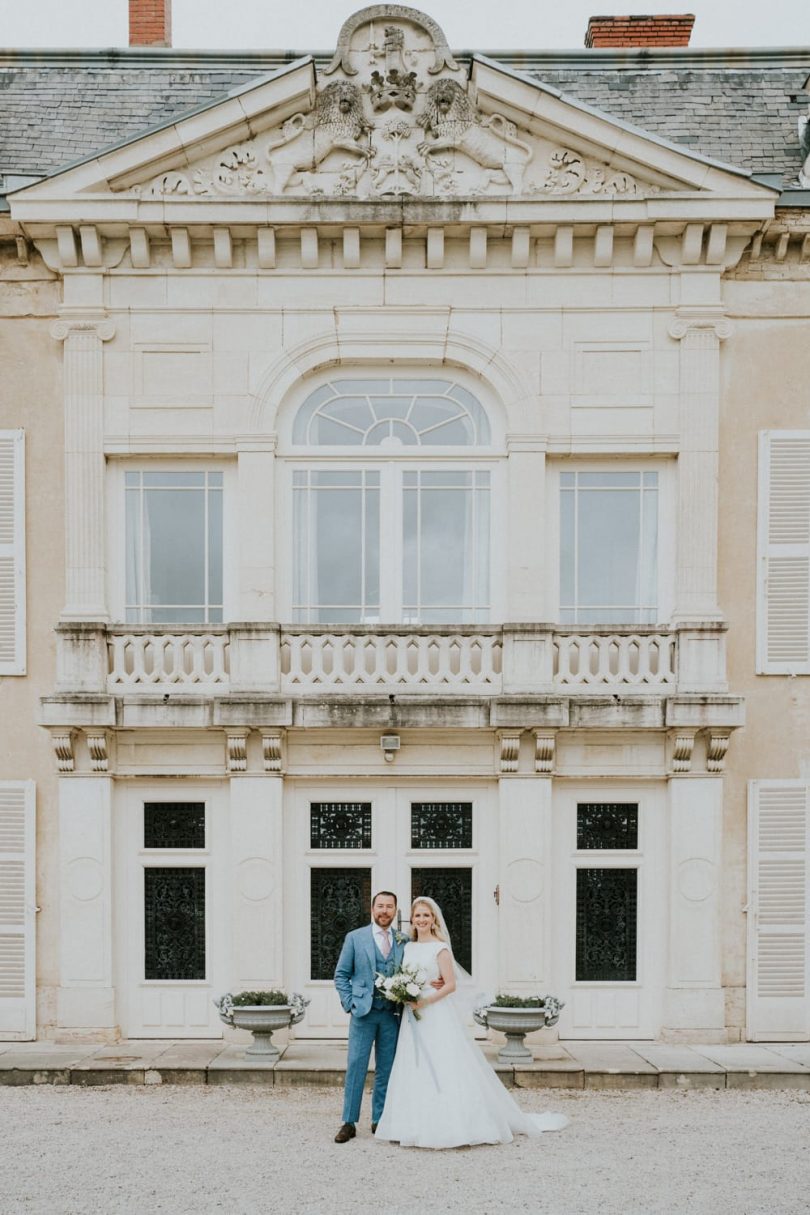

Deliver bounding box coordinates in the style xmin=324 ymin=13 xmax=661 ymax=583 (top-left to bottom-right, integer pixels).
xmin=60 ymin=623 xmax=698 ymax=696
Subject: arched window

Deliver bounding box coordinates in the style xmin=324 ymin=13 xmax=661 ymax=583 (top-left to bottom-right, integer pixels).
xmin=292 ymin=378 xmax=491 ymax=448
xmin=289 ymin=374 xmax=495 ymax=626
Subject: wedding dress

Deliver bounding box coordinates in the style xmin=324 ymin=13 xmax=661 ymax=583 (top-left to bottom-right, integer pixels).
xmin=375 ymin=939 xmax=568 ymax=1149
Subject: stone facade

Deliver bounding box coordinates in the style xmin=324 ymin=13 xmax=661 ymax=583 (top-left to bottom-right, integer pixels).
xmin=0 ymin=5 xmax=808 ymax=1045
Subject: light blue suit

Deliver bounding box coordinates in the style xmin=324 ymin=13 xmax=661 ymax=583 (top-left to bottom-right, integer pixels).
xmin=334 ymin=924 xmax=405 ymax=1125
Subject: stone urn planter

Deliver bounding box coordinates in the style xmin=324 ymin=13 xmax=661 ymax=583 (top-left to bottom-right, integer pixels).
xmin=229 ymin=1004 xmax=295 ymax=1058
xmin=474 ymin=996 xmax=563 ymax=1063
xmin=214 ymin=990 xmax=309 ymax=1060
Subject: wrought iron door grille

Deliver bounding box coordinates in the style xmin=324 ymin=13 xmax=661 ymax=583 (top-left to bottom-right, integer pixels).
xmin=577 ymin=803 xmax=638 ymax=850
xmin=144 ymin=802 xmax=206 ymax=850
xmin=144 ymin=867 xmax=205 ymax=981
xmin=411 ymin=867 xmax=473 ymax=975
xmin=411 ymin=803 xmax=473 ymax=849
xmin=575 ymin=867 xmax=637 ymax=982
xmin=310 ymin=803 xmax=372 ymax=850
xmin=310 ymin=868 xmax=372 ymax=980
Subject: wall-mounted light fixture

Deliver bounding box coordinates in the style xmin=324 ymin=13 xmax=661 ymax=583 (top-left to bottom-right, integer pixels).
xmin=380 ymin=734 xmax=400 ymax=762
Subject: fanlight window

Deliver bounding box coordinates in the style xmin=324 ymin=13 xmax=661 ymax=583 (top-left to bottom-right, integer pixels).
xmin=292 ymin=378 xmax=491 ymax=448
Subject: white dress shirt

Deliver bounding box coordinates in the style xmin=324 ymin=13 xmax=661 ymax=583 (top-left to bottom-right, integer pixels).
xmin=371 ymin=920 xmax=393 ymax=957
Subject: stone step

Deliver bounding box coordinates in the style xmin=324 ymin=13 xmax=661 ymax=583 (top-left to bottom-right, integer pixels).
xmin=2 ymin=1039 xmax=809 ymax=1089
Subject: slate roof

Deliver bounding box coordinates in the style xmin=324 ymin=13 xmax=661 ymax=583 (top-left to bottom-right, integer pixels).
xmin=0 ymin=47 xmax=808 ymax=186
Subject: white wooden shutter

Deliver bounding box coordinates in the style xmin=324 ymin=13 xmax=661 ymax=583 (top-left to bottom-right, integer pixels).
xmin=747 ymin=781 xmax=809 ymax=1040
xmin=757 ymin=432 xmax=810 ymax=674
xmin=0 ymin=430 xmax=25 ymax=675
xmin=0 ymin=782 xmax=36 ymax=1039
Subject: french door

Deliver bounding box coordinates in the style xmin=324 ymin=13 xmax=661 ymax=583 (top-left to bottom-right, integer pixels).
xmin=117 ymin=784 xmax=227 ymax=1038
xmin=285 ymin=783 xmax=497 ymax=1038
xmin=553 ymin=784 xmax=666 ymax=1039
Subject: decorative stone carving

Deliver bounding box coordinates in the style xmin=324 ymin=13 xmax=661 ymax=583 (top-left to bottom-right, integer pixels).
xmin=323 ymin=5 xmax=460 ymax=78
xmin=533 ymin=732 xmax=556 ymax=775
xmin=534 ymin=147 xmax=657 ymax=198
xmin=706 ymin=731 xmax=731 ymax=773
xmin=671 ymin=732 xmax=695 ymax=774
xmin=266 ymin=81 xmax=373 ymax=196
xmin=51 ymin=730 xmax=75 ymax=773
xmin=417 ymin=79 xmax=533 ymax=195
xmin=499 ymin=732 xmax=522 ymax=774
xmin=135 ymin=5 xmax=666 ymax=204
xmin=261 ymin=732 xmax=283 ymax=774
xmin=226 ymin=730 xmax=249 ymax=773
xmin=85 ymin=731 xmax=109 ymax=773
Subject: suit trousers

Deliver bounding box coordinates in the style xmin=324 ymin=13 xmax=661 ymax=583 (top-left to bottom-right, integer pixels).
xmin=342 ymin=1006 xmax=401 ymax=1125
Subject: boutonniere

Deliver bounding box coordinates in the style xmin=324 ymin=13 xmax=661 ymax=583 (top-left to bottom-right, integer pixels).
xmin=393 ymin=931 xmax=408 ymax=946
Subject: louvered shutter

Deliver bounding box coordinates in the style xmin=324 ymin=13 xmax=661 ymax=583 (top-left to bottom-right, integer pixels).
xmin=757 ymin=432 xmax=810 ymax=674
xmin=747 ymin=781 xmax=809 ymax=1040
xmin=0 ymin=782 xmax=36 ymax=1040
xmin=0 ymin=430 xmax=25 ymax=675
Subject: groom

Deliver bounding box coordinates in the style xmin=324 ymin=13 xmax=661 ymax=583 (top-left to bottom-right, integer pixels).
xmin=333 ymin=890 xmax=405 ymax=1143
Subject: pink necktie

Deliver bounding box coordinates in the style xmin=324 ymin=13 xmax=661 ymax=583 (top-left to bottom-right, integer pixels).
xmin=381 ymin=931 xmax=391 ymax=958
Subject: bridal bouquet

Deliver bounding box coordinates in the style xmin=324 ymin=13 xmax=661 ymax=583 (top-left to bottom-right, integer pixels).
xmin=375 ymin=962 xmax=428 ymax=1020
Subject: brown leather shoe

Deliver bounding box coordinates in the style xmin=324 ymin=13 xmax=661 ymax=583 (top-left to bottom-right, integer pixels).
xmin=334 ymin=1123 xmax=356 ymax=1143
xmin=371 ymin=1122 xmax=378 ymax=1134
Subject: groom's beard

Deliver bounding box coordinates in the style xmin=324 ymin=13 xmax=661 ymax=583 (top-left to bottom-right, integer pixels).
xmin=372 ymin=912 xmax=395 ymax=928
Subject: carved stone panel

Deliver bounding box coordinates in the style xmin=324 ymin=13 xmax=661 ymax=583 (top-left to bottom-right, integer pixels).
xmin=135 ymin=6 xmax=665 ymax=204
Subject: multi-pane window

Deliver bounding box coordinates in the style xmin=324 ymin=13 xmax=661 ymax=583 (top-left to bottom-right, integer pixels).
xmin=293 ymin=470 xmax=380 ymax=624
xmin=575 ymin=802 xmax=639 ymax=983
xmin=403 ymin=471 xmax=490 ymax=624
xmin=291 ymin=378 xmax=494 ymax=626
xmin=125 ymin=471 xmax=223 ymax=624
xmin=293 ymin=378 xmax=491 ymax=447
xmin=560 ymin=470 xmax=658 ymax=625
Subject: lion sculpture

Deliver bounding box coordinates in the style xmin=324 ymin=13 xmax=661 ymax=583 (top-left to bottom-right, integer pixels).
xmin=266 ymin=80 xmax=372 ymax=194
xmin=417 ymin=79 xmax=532 ymax=194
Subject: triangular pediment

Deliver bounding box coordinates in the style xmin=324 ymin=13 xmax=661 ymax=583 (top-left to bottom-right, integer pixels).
xmin=11 ymin=4 xmax=777 ymax=213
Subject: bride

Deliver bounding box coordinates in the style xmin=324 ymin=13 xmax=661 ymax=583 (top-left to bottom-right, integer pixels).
xmin=375 ymin=896 xmax=568 ymax=1149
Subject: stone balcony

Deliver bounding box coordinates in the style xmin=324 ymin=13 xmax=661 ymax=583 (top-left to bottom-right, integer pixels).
xmin=41 ymin=620 xmax=744 ymax=743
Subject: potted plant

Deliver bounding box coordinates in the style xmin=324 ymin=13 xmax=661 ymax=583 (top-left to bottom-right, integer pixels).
xmin=473 ymin=994 xmax=563 ymax=1062
xmin=214 ymin=989 xmax=309 ymax=1058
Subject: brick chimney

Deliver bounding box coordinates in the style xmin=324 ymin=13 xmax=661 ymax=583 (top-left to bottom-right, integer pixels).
xmin=585 ymin=14 xmax=695 ymax=47
xmin=129 ymin=0 xmax=172 ymax=47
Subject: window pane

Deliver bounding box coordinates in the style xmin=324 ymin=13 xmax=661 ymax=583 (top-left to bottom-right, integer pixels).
xmin=314 ymin=485 xmax=363 ymax=607
xmin=420 ymin=487 xmax=471 ymax=607
xmin=560 ymin=487 xmax=575 ymax=607
xmin=310 ymin=803 xmax=372 ymax=849
xmin=125 ymin=486 xmax=141 ymax=618
xmin=411 ymin=868 xmax=472 ymax=975
xmin=144 ymin=868 xmax=205 ymax=981
xmin=208 ymin=487 xmax=223 ymax=607
xmin=294 ymin=378 xmax=489 ymax=447
xmin=576 ymin=868 xmax=637 ymax=982
xmin=145 ymin=488 xmax=206 ymax=607
xmin=411 ymin=803 xmax=473 ymax=849
xmin=365 ymin=483 xmax=380 ymax=611
xmin=144 ymin=803 xmax=206 ymax=850
xmin=577 ymin=803 xmax=638 ymax=850
xmin=559 ymin=470 xmax=658 ymax=622
xmin=142 ymin=471 xmax=206 ymax=488
xmin=310 ymin=868 xmax=371 ymax=980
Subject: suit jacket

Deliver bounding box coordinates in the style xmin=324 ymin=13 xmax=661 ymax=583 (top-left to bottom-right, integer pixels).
xmin=334 ymin=924 xmax=405 ymax=1018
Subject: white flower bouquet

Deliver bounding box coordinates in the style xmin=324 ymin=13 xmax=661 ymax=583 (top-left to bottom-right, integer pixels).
xmin=375 ymin=962 xmax=428 ymax=1020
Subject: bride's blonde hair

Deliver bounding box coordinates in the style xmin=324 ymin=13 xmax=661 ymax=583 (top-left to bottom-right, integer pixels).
xmin=409 ymin=898 xmax=447 ymax=943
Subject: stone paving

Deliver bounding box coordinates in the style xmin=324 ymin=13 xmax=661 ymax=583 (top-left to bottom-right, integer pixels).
xmin=2 ymin=1037 xmax=810 ymax=1089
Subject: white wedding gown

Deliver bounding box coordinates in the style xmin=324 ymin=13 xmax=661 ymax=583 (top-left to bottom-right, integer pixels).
xmin=375 ymin=940 xmax=568 ymax=1149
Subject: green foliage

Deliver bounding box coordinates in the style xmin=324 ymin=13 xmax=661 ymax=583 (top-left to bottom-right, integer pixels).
xmin=491 ymin=993 xmax=546 ymax=1009
xmin=230 ymin=990 xmax=290 ymax=1007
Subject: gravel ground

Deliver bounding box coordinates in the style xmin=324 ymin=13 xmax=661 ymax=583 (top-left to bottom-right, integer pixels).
xmin=1 ymin=1085 xmax=809 ymax=1215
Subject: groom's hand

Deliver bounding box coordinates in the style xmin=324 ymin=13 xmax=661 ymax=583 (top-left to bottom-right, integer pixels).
xmin=430 ymin=977 xmax=445 ymax=990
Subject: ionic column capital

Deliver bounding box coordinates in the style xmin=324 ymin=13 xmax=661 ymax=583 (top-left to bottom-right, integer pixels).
xmin=668 ymin=309 xmax=733 ymax=343
xmin=51 ymin=314 xmax=115 ymax=344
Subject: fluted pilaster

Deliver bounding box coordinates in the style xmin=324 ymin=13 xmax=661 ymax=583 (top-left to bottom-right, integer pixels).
xmin=668 ymin=309 xmax=732 ymax=623
xmin=52 ymin=316 xmax=115 ymax=621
